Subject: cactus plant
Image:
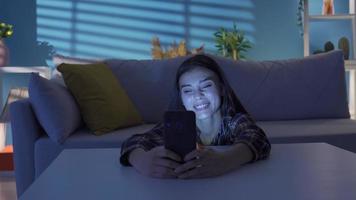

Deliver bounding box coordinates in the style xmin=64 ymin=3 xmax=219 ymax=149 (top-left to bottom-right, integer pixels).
xmin=338 ymin=37 xmax=350 ymax=60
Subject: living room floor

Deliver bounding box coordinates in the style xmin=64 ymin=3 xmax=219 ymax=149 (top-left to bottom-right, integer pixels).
xmin=0 ymin=172 xmax=16 ymax=200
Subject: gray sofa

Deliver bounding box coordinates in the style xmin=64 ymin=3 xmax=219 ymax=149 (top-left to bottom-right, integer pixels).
xmin=10 ymin=50 xmax=356 ymax=197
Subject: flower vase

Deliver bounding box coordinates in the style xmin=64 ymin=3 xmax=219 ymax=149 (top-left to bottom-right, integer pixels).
xmin=0 ymin=39 xmax=9 ymax=67
xmin=322 ymin=0 xmax=335 ymax=15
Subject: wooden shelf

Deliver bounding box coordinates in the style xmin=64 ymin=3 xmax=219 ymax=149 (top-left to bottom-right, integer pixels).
xmin=345 ymin=60 xmax=356 ymax=70
xmin=303 ymin=0 xmax=356 ymax=56
xmin=309 ymin=14 xmax=355 ymax=21
xmin=0 ymin=66 xmax=51 ymax=78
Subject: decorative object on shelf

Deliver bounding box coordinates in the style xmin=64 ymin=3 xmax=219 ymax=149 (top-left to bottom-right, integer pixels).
xmin=0 ymin=87 xmax=28 ymax=151
xmin=297 ymin=0 xmax=304 ymax=37
xmin=313 ymin=49 xmax=324 ymax=54
xmin=313 ymin=40 xmax=337 ymax=55
xmin=338 ymin=36 xmax=350 ymax=60
xmin=324 ymin=41 xmax=335 ymax=52
xmin=214 ymin=22 xmax=252 ymax=61
xmin=0 ymin=22 xmax=13 ymax=67
xmin=151 ymin=37 xmax=204 ymax=60
xmin=322 ymin=0 xmax=335 ymax=15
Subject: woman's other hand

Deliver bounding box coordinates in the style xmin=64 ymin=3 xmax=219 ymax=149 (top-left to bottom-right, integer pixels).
xmin=128 ymin=146 xmax=182 ymax=179
xmin=174 ymin=144 xmax=252 ymax=179
xmin=173 ymin=146 xmax=230 ymax=179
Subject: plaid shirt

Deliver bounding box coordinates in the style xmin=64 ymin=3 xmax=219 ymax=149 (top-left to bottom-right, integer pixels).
xmin=120 ymin=112 xmax=271 ymax=166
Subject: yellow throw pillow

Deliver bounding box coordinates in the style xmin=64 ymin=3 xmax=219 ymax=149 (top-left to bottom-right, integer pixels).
xmin=57 ymin=62 xmax=142 ymax=135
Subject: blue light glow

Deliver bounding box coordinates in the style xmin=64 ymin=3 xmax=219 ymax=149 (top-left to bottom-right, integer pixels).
xmin=36 ymin=0 xmax=256 ymax=59
xmin=37 ymin=27 xmax=72 ymax=40
xmin=75 ymin=23 xmax=159 ymax=41
xmin=191 ymin=0 xmax=254 ymax=8
xmin=190 ymin=16 xmax=255 ymax=32
xmin=75 ymin=32 xmax=151 ymax=50
xmin=77 ymin=2 xmax=185 ymax=23
xmin=94 ymin=0 xmax=185 ymax=12
xmin=37 ymin=0 xmax=73 ymax=9
xmin=189 ymin=5 xmax=255 ymax=20
xmin=37 ymin=7 xmax=72 ymax=19
xmin=76 ymin=12 xmax=185 ymax=34
xmin=37 ymin=18 xmax=72 ymax=29
xmin=37 ymin=36 xmax=72 ymax=49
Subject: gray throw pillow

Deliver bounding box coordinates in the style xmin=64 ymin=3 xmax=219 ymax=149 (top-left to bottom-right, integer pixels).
xmin=28 ymin=73 xmax=82 ymax=143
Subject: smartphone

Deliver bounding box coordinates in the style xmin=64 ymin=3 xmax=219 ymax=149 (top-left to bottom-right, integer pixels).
xmin=164 ymin=111 xmax=197 ymax=159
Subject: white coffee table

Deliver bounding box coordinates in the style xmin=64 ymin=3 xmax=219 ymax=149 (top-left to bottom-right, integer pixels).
xmin=19 ymin=143 xmax=356 ymax=200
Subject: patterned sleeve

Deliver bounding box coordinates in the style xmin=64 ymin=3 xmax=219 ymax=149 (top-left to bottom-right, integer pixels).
xmin=229 ymin=113 xmax=271 ymax=162
xmin=120 ymin=123 xmax=165 ymax=166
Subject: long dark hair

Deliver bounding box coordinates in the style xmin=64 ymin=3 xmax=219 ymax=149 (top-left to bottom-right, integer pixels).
xmin=169 ymin=54 xmax=247 ymax=117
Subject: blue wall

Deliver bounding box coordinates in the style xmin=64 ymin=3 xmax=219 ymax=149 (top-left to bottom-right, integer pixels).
xmin=1 ymin=0 xmax=50 ymax=66
xmin=2 ymin=0 xmax=304 ymax=66
xmin=3 ymin=0 xmax=352 ymax=64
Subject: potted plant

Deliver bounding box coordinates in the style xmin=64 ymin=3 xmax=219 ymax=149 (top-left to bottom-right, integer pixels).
xmin=151 ymin=37 xmax=204 ymax=59
xmin=0 ymin=22 xmax=14 ymax=66
xmin=214 ymin=23 xmax=251 ymax=61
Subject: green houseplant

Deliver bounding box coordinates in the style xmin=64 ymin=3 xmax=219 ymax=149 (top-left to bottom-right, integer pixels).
xmin=0 ymin=22 xmax=13 ymax=67
xmin=0 ymin=23 xmax=13 ymax=38
xmin=214 ymin=23 xmax=251 ymax=61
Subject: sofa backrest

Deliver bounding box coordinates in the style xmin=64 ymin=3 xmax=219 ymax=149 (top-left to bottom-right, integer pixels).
xmin=106 ymin=50 xmax=349 ymax=122
xmin=105 ymin=57 xmax=185 ymax=123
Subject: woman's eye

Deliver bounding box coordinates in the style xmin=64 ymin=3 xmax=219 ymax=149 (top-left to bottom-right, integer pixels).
xmin=203 ymin=84 xmax=212 ymax=88
xmin=183 ymin=90 xmax=192 ymax=94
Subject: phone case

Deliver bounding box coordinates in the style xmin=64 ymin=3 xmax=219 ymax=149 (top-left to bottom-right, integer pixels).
xmin=164 ymin=111 xmax=197 ymax=158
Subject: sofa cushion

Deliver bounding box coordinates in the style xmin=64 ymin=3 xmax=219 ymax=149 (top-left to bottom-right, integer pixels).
xmin=105 ymin=57 xmax=188 ymax=123
xmin=51 ymin=54 xmax=101 ymax=85
xmin=106 ymin=51 xmax=348 ymax=122
xmin=214 ymin=50 xmax=349 ymax=120
xmin=34 ymin=124 xmax=155 ymax=176
xmin=257 ymin=119 xmax=356 ymax=153
xmin=57 ymin=62 xmax=143 ymax=135
xmin=28 ymin=73 xmax=82 ymax=144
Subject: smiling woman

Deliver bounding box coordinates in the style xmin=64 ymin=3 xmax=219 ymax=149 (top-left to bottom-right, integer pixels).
xmin=119 ymin=54 xmax=271 ymax=179
xmin=179 ymin=67 xmax=221 ymax=120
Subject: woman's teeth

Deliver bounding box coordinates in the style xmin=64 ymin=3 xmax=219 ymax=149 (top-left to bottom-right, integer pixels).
xmin=194 ymin=103 xmax=209 ymax=110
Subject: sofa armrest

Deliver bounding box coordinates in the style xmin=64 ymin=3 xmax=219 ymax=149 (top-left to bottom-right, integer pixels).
xmin=10 ymin=98 xmax=44 ymax=197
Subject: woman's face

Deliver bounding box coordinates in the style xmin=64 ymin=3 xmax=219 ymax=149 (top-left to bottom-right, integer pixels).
xmin=179 ymin=67 xmax=222 ymax=120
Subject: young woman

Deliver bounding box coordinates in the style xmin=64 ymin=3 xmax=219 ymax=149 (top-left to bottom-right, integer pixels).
xmin=120 ymin=54 xmax=271 ymax=179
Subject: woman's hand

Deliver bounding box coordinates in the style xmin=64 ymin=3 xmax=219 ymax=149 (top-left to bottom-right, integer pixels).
xmin=173 ymin=146 xmax=231 ymax=179
xmin=128 ymin=146 xmax=182 ymax=179
xmin=174 ymin=144 xmax=253 ymax=179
